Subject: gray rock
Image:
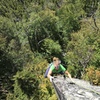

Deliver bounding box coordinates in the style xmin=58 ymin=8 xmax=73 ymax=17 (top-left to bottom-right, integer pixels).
xmin=52 ymin=76 xmax=100 ymax=100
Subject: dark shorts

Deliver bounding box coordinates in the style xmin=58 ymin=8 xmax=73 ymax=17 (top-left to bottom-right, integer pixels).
xmin=44 ymin=67 xmax=64 ymax=78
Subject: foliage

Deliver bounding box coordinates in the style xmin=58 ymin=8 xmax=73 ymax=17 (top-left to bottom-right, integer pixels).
xmin=0 ymin=0 xmax=100 ymax=99
xmin=42 ymin=39 xmax=62 ymax=59
xmin=83 ymin=66 xmax=100 ymax=85
xmin=82 ymin=0 xmax=99 ymax=17
xmin=6 ymin=57 xmax=57 ymax=100
xmin=65 ymin=12 xmax=100 ymax=78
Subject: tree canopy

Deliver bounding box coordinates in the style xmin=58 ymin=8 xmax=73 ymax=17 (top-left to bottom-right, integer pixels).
xmin=0 ymin=0 xmax=100 ymax=99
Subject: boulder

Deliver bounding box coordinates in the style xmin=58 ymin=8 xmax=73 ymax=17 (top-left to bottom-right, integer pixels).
xmin=52 ymin=76 xmax=100 ymax=100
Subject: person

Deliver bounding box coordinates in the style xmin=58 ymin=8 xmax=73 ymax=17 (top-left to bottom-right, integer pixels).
xmin=44 ymin=57 xmax=73 ymax=82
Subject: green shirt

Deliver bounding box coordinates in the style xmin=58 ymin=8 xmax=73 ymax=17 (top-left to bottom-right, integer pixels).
xmin=50 ymin=64 xmax=66 ymax=74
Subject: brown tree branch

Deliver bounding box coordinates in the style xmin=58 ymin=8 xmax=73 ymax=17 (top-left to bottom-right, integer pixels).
xmin=92 ymin=14 xmax=99 ymax=32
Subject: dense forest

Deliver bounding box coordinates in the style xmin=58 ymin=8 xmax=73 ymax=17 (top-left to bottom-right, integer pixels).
xmin=0 ymin=0 xmax=100 ymax=100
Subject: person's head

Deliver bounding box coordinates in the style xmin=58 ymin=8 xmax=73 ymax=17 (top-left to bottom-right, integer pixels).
xmin=53 ymin=57 xmax=61 ymax=67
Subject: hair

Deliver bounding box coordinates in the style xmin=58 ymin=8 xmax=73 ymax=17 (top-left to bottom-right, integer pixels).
xmin=53 ymin=57 xmax=61 ymax=64
xmin=53 ymin=57 xmax=59 ymax=61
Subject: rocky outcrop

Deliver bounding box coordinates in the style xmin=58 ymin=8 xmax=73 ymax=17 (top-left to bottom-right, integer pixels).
xmin=52 ymin=76 xmax=100 ymax=100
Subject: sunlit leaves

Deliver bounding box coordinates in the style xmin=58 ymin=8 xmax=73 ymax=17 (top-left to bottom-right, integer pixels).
xmin=83 ymin=66 xmax=100 ymax=85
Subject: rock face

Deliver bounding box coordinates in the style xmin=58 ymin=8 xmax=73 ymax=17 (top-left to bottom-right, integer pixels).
xmin=52 ymin=76 xmax=100 ymax=100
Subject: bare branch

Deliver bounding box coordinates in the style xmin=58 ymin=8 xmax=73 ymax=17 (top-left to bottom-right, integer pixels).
xmin=92 ymin=14 xmax=99 ymax=32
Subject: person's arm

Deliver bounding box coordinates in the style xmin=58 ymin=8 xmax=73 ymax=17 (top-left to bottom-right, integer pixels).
xmin=60 ymin=64 xmax=71 ymax=78
xmin=65 ymin=70 xmax=74 ymax=82
xmin=65 ymin=71 xmax=72 ymax=79
xmin=47 ymin=66 xmax=54 ymax=82
xmin=60 ymin=64 xmax=73 ymax=82
xmin=47 ymin=69 xmax=52 ymax=79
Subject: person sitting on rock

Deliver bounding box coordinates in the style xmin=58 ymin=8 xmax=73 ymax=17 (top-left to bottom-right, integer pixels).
xmin=44 ymin=57 xmax=72 ymax=82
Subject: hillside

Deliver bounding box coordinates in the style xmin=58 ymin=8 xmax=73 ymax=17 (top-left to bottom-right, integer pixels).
xmin=0 ymin=0 xmax=100 ymax=100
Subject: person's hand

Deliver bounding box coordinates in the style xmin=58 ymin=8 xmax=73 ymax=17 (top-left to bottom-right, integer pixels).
xmin=70 ymin=78 xmax=74 ymax=83
xmin=50 ymin=76 xmax=54 ymax=82
xmin=68 ymin=73 xmax=74 ymax=83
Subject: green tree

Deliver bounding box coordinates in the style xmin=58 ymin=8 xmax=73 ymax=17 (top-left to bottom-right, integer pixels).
xmin=65 ymin=14 xmax=100 ymax=78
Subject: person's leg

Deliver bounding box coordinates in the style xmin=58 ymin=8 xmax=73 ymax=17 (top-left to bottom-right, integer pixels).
xmin=44 ymin=67 xmax=50 ymax=78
